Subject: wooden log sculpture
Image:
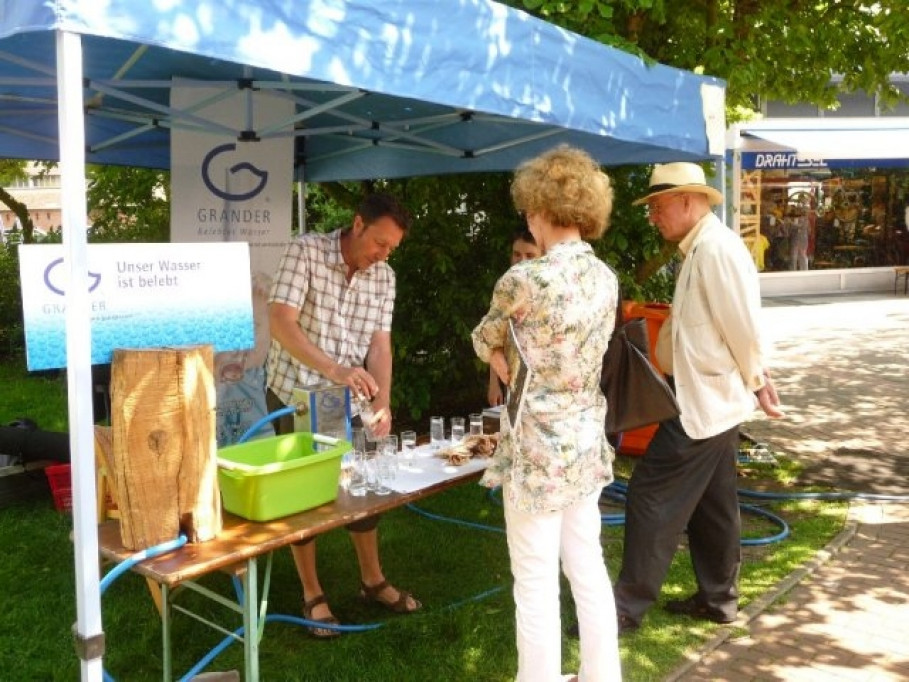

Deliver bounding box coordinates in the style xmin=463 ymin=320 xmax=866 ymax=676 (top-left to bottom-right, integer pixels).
xmin=110 ymin=345 xmax=221 ymax=550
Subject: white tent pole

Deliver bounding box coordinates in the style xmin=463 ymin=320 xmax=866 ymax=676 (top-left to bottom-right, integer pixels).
xmin=297 ymin=179 xmax=306 ymax=233
xmin=729 ymin=124 xmax=743 ymax=234
xmin=56 ymin=29 xmax=104 ymax=682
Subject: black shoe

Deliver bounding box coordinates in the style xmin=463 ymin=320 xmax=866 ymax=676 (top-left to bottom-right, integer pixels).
xmin=567 ymin=614 xmax=638 ymax=638
xmin=663 ymin=596 xmax=736 ymax=624
xmin=617 ymin=613 xmax=639 ymax=635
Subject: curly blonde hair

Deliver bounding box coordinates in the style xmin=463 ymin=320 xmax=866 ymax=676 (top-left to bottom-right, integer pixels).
xmin=510 ymin=145 xmax=613 ymax=240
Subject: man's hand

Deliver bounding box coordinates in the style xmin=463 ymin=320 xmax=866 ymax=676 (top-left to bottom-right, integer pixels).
xmin=334 ymin=365 xmax=379 ymax=402
xmin=756 ymin=374 xmax=784 ymax=418
xmin=367 ymin=406 xmax=392 ymax=438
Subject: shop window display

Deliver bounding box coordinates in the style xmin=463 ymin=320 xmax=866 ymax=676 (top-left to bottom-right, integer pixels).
xmin=743 ymin=167 xmax=909 ymax=272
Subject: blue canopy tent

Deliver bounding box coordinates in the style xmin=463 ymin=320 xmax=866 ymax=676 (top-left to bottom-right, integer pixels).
xmin=0 ymin=0 xmax=724 ymax=678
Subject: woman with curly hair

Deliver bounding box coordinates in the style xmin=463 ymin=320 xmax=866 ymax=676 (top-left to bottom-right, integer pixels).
xmin=472 ymin=145 xmax=621 ymax=681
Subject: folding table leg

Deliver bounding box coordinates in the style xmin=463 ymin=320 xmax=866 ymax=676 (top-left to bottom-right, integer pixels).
xmin=241 ymin=558 xmax=259 ymax=681
xmin=161 ymin=583 xmax=172 ymax=681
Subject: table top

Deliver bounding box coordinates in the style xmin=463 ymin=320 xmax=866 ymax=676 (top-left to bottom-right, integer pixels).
xmin=98 ymin=461 xmax=484 ymax=586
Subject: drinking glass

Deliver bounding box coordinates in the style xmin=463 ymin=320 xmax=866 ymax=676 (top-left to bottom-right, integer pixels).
xmin=381 ymin=434 xmax=399 ymax=477
xmin=401 ymin=430 xmax=417 ymax=461
xmin=450 ymin=416 xmax=465 ymax=443
xmin=348 ymin=427 xmax=367 ymax=497
xmin=374 ymin=451 xmax=393 ymax=496
xmin=357 ymin=397 xmax=378 ymax=440
xmin=430 ymin=416 xmax=445 ymax=450
xmin=469 ymin=413 xmax=483 ymax=436
xmin=362 ymin=452 xmax=379 ymax=492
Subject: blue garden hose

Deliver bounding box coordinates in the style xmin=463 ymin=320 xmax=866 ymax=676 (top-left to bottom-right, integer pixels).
xmin=100 ymin=534 xmax=188 ymax=682
xmin=108 ymin=416 xmax=909 ymax=677
xmin=236 ymin=405 xmax=296 ymax=444
xmin=99 ymin=535 xmax=188 ymax=596
xmin=482 ymin=480 xmax=791 ymax=543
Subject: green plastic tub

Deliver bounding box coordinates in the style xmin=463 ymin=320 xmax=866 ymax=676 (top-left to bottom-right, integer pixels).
xmin=217 ymin=432 xmax=350 ymax=522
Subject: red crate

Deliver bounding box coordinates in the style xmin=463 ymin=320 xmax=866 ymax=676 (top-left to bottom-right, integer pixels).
xmin=44 ymin=464 xmax=72 ymax=513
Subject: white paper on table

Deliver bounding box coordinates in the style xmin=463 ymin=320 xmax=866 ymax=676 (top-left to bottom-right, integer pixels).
xmin=386 ymin=441 xmax=489 ymax=494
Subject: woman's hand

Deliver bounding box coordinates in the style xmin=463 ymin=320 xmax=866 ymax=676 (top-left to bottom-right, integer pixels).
xmin=489 ymin=349 xmax=509 ymax=389
xmin=487 ymin=367 xmax=504 ymax=406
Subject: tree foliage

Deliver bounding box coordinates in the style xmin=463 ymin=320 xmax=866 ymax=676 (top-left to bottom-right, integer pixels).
xmin=85 ymin=165 xmax=170 ymax=243
xmin=517 ymin=0 xmax=909 ymax=113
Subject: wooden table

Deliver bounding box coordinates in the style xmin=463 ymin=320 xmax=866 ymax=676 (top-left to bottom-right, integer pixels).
xmin=98 ymin=460 xmax=485 ymax=681
xmin=894 ymin=265 xmax=909 ymax=295
xmin=833 ymin=244 xmax=872 ymax=266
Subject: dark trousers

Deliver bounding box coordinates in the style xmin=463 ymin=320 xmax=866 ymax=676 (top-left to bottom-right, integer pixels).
xmin=614 ymin=416 xmax=741 ymax=624
xmin=265 ymin=388 xmax=380 ymax=540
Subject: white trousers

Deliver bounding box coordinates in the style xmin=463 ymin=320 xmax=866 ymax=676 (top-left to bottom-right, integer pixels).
xmin=504 ymin=486 xmax=622 ymax=682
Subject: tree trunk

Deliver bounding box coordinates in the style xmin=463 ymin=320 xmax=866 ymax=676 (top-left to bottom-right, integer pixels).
xmin=0 ymin=186 xmax=36 ymax=243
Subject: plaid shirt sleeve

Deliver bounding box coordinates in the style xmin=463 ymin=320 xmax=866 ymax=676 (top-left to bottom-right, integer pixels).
xmin=269 ymin=239 xmax=308 ymax=309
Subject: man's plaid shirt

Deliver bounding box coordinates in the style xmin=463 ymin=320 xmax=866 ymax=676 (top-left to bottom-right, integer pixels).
xmin=266 ymin=229 xmax=396 ymax=405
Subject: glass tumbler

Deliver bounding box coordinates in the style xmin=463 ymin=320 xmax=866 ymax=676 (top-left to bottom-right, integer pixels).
xmin=450 ymin=416 xmax=465 ymax=443
xmin=430 ymin=416 xmax=445 ymax=450
xmin=401 ymin=430 xmax=417 ymax=461
xmin=381 ymin=434 xmax=399 ymax=477
xmin=374 ymin=451 xmax=393 ymax=496
xmin=469 ymin=413 xmax=483 ymax=436
xmin=348 ymin=427 xmax=367 ymax=497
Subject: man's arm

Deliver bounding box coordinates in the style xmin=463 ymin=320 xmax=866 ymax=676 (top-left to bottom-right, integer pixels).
xmin=269 ymin=301 xmax=379 ymax=397
xmin=365 ymin=330 xmax=393 ymax=437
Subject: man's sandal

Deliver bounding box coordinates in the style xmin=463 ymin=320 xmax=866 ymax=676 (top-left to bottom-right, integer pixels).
xmin=301 ymin=594 xmax=342 ymax=639
xmin=359 ymin=580 xmax=422 ymax=614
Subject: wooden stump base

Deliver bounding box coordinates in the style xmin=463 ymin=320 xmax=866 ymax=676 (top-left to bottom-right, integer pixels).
xmin=111 ymin=346 xmax=221 ymax=550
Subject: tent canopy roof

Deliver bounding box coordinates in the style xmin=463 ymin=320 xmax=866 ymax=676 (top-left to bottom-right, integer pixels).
xmin=0 ymin=0 xmax=725 ymax=181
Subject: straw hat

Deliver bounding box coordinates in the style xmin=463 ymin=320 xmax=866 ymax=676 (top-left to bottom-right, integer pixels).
xmin=632 ymin=162 xmax=723 ymax=206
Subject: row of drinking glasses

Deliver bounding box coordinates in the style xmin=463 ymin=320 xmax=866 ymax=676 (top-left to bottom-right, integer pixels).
xmin=348 ymin=428 xmax=418 ymax=497
xmin=429 ymin=413 xmax=483 ymax=450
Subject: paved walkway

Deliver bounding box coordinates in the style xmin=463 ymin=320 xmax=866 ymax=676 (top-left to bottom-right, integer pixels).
xmin=670 ymin=292 xmax=909 ymax=682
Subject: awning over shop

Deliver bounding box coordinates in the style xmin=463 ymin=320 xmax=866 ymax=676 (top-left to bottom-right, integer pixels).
xmin=736 ymin=118 xmax=909 ymax=161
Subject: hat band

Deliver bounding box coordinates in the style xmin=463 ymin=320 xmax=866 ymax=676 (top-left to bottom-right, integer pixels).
xmin=648 ymin=182 xmax=704 ymax=193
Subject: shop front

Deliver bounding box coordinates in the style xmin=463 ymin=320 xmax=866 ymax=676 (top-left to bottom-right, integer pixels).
xmin=728 ymin=118 xmax=909 ymax=296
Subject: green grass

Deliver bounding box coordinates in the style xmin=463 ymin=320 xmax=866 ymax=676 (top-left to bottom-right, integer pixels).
xmin=0 ymin=369 xmax=848 ymax=681
xmin=0 ymin=362 xmax=68 ymax=432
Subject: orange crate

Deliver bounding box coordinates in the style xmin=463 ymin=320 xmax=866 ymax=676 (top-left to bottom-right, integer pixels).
xmin=44 ymin=463 xmax=72 ymax=513
xmin=619 ymin=302 xmax=672 ymax=457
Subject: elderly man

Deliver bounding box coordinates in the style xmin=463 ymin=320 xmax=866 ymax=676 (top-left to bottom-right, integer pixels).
xmin=612 ymin=163 xmax=783 ymax=634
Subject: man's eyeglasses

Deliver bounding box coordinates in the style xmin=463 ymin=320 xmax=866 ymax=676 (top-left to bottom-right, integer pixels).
xmin=644 ymin=194 xmax=683 ymax=217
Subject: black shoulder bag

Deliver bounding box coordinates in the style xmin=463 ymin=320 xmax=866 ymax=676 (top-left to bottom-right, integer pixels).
xmin=600 ymin=292 xmax=680 ymax=435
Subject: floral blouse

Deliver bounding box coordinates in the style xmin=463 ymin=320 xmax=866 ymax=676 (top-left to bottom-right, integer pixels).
xmin=472 ymin=240 xmax=618 ymax=513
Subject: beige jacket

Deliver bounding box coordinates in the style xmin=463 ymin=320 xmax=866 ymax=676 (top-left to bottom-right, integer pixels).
xmin=665 ymin=212 xmax=768 ymax=439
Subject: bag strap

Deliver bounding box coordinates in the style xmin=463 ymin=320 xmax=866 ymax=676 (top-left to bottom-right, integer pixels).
xmin=608 ymin=266 xmax=624 ymax=335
